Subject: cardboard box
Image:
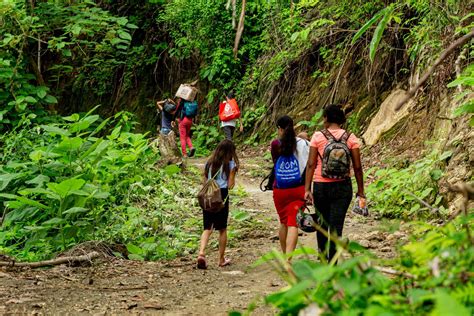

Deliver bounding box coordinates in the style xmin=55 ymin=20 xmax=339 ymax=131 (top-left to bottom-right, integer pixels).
xmin=175 ymin=84 xmax=197 ymax=101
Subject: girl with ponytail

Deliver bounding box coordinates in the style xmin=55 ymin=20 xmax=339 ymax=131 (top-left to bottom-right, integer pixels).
xmin=270 ymin=115 xmax=309 ymax=256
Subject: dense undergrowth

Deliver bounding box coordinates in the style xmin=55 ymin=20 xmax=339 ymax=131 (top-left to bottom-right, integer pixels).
xmin=242 ymin=213 xmax=473 ymax=315
xmin=1 ymin=0 xmax=473 ymax=314
xmin=0 ymin=110 xmax=205 ymax=261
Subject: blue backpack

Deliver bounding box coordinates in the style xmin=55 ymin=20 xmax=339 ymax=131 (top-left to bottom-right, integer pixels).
xmin=275 ymin=154 xmax=301 ymax=189
xmin=183 ymin=101 xmax=198 ymax=118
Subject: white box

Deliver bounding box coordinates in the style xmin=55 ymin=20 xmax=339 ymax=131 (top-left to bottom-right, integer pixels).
xmin=175 ymin=84 xmax=197 ymax=101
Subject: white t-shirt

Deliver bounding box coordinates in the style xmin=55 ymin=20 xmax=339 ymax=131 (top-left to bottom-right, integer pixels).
xmin=295 ymin=137 xmax=310 ymax=175
xmin=221 ymin=119 xmax=236 ymax=128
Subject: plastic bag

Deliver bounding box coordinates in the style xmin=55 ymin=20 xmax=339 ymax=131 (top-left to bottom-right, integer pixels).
xmin=352 ymin=197 xmax=369 ymax=217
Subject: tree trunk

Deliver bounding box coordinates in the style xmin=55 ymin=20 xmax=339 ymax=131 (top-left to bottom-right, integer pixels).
xmin=233 ymin=0 xmax=246 ymax=58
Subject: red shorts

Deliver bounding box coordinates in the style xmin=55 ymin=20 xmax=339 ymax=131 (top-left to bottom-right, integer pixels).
xmin=273 ymin=185 xmax=305 ymax=227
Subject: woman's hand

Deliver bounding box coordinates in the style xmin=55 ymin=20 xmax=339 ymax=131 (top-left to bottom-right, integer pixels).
xmin=304 ymin=190 xmax=314 ymax=205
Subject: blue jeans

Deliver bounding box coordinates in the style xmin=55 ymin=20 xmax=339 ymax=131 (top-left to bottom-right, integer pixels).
xmin=160 ymin=127 xmax=172 ymax=135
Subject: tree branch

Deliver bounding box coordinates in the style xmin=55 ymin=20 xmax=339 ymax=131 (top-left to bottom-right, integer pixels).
xmin=395 ymin=29 xmax=474 ymax=112
xmin=0 ymin=251 xmax=100 ymax=268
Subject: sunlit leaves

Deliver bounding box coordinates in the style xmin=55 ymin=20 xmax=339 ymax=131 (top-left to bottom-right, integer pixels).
xmin=351 ymin=5 xmax=397 ymax=62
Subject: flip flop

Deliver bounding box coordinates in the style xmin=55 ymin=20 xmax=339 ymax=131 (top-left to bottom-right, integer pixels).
xmin=197 ymin=255 xmax=207 ymax=269
xmin=219 ymin=258 xmax=231 ymax=267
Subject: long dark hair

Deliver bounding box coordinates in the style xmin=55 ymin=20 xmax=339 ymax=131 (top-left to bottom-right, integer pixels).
xmin=205 ymin=140 xmax=239 ymax=179
xmin=276 ymin=115 xmax=296 ymax=156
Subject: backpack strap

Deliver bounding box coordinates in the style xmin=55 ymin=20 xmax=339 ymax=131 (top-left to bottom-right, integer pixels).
xmin=206 ymin=163 xmax=221 ymax=180
xmin=320 ymin=129 xmax=335 ymax=141
xmin=339 ymin=131 xmax=351 ymax=143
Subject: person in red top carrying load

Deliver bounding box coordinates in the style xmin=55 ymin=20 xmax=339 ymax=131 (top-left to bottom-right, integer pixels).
xmin=219 ymin=92 xmax=243 ymax=141
xmin=304 ymin=104 xmax=366 ymax=262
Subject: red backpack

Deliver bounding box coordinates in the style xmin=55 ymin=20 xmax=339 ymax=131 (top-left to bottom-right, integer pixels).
xmin=219 ymin=98 xmax=241 ymax=121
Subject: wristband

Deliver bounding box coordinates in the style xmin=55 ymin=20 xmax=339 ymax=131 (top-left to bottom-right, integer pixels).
xmin=356 ymin=193 xmax=366 ymax=198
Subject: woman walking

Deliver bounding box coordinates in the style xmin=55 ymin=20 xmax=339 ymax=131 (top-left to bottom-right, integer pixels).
xmin=271 ymin=116 xmax=309 ymax=255
xmin=175 ymin=98 xmax=196 ymax=158
xmin=197 ymin=140 xmax=239 ymax=269
xmin=304 ymin=104 xmax=365 ymax=262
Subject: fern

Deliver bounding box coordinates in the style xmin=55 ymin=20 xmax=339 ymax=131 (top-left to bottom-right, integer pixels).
xmin=452 ymin=283 xmax=474 ymax=305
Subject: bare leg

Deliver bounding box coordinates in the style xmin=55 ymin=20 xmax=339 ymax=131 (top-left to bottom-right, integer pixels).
xmin=279 ymin=224 xmax=288 ymax=253
xmin=199 ymin=229 xmax=212 ymax=257
xmin=218 ymin=229 xmax=228 ymax=265
xmin=285 ymin=226 xmax=299 ymax=257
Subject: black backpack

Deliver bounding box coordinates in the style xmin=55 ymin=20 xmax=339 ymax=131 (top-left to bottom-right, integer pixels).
xmin=260 ymin=169 xmax=275 ymax=192
xmin=163 ymin=101 xmax=177 ymax=113
xmin=318 ymin=129 xmax=352 ymax=179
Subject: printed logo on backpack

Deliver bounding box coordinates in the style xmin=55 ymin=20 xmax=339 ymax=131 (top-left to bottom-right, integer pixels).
xmin=275 ymin=154 xmax=301 ymax=188
xmin=319 ymin=129 xmax=352 ymax=179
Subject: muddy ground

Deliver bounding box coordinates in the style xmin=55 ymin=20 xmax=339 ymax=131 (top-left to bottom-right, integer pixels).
xmin=0 ymin=154 xmax=404 ymax=315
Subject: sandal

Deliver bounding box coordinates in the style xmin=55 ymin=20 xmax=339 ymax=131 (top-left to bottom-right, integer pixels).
xmin=197 ymin=255 xmax=207 ymax=269
xmin=219 ymin=258 xmax=231 ymax=267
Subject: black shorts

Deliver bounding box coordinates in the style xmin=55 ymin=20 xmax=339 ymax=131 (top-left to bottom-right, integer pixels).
xmin=203 ymin=188 xmax=229 ymax=230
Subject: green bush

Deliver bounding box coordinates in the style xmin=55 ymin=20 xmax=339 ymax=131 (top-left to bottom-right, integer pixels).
xmin=366 ymin=150 xmax=452 ymax=218
xmin=0 ymin=110 xmax=201 ymax=261
xmin=251 ymin=214 xmax=473 ymax=315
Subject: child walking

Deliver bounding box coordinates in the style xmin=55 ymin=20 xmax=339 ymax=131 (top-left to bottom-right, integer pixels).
xmin=197 ymin=140 xmax=239 ymax=269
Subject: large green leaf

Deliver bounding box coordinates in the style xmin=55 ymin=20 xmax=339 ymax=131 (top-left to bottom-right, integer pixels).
xmin=47 ymin=178 xmax=86 ymax=199
xmin=56 ymin=137 xmax=84 ymax=152
xmin=369 ymin=8 xmax=393 ymax=62
xmin=40 ymin=125 xmax=71 ymax=137
xmin=351 ymin=8 xmax=386 ymax=45
xmin=430 ymin=290 xmax=470 ymax=316
xmin=164 ymin=164 xmax=180 ymax=176
xmin=63 ymin=207 xmax=88 ymax=215
xmin=126 ymin=243 xmax=144 ymax=255
xmin=42 ymin=217 xmax=66 ymax=226
xmin=0 ymin=173 xmax=22 ymax=191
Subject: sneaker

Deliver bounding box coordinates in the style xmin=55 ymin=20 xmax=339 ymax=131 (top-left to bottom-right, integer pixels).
xmin=189 ymin=148 xmax=196 ymax=157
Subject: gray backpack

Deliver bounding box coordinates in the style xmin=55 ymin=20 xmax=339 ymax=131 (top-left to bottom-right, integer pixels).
xmin=318 ymin=129 xmax=351 ymax=179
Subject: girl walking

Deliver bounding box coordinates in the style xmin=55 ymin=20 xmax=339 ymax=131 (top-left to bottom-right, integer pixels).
xmin=271 ymin=116 xmax=309 ymax=255
xmin=197 ymin=140 xmax=239 ymax=269
xmin=304 ymin=104 xmax=366 ymax=262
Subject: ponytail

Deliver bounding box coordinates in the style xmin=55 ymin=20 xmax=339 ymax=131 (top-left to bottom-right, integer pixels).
xmin=276 ymin=115 xmax=296 ymax=156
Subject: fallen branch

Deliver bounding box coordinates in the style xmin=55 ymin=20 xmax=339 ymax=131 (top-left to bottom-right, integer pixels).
xmin=0 ymin=251 xmax=100 ymax=268
xmin=395 ymin=29 xmax=474 ymax=111
xmin=403 ymin=190 xmax=440 ymax=214
xmin=374 ymin=266 xmax=414 ymax=278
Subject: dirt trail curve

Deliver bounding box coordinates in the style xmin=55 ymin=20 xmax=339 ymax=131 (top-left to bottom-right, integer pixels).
xmin=0 ymin=156 xmax=396 ymax=315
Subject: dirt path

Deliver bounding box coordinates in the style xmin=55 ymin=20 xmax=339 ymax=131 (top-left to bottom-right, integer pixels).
xmin=0 ymin=156 xmax=401 ymax=315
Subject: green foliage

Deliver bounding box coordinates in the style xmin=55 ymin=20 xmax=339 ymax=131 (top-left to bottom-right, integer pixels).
xmin=366 ymin=150 xmax=452 ymax=218
xmin=295 ymin=109 xmax=323 ymax=130
xmin=352 ymin=4 xmax=398 ymax=62
xmin=191 ymin=123 xmax=222 ymax=157
xmin=0 ymin=1 xmax=138 ymax=130
xmin=448 ymin=63 xmax=474 ymax=127
xmin=0 ymin=111 xmax=202 ymax=261
xmin=262 ymin=214 xmax=474 ymax=315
